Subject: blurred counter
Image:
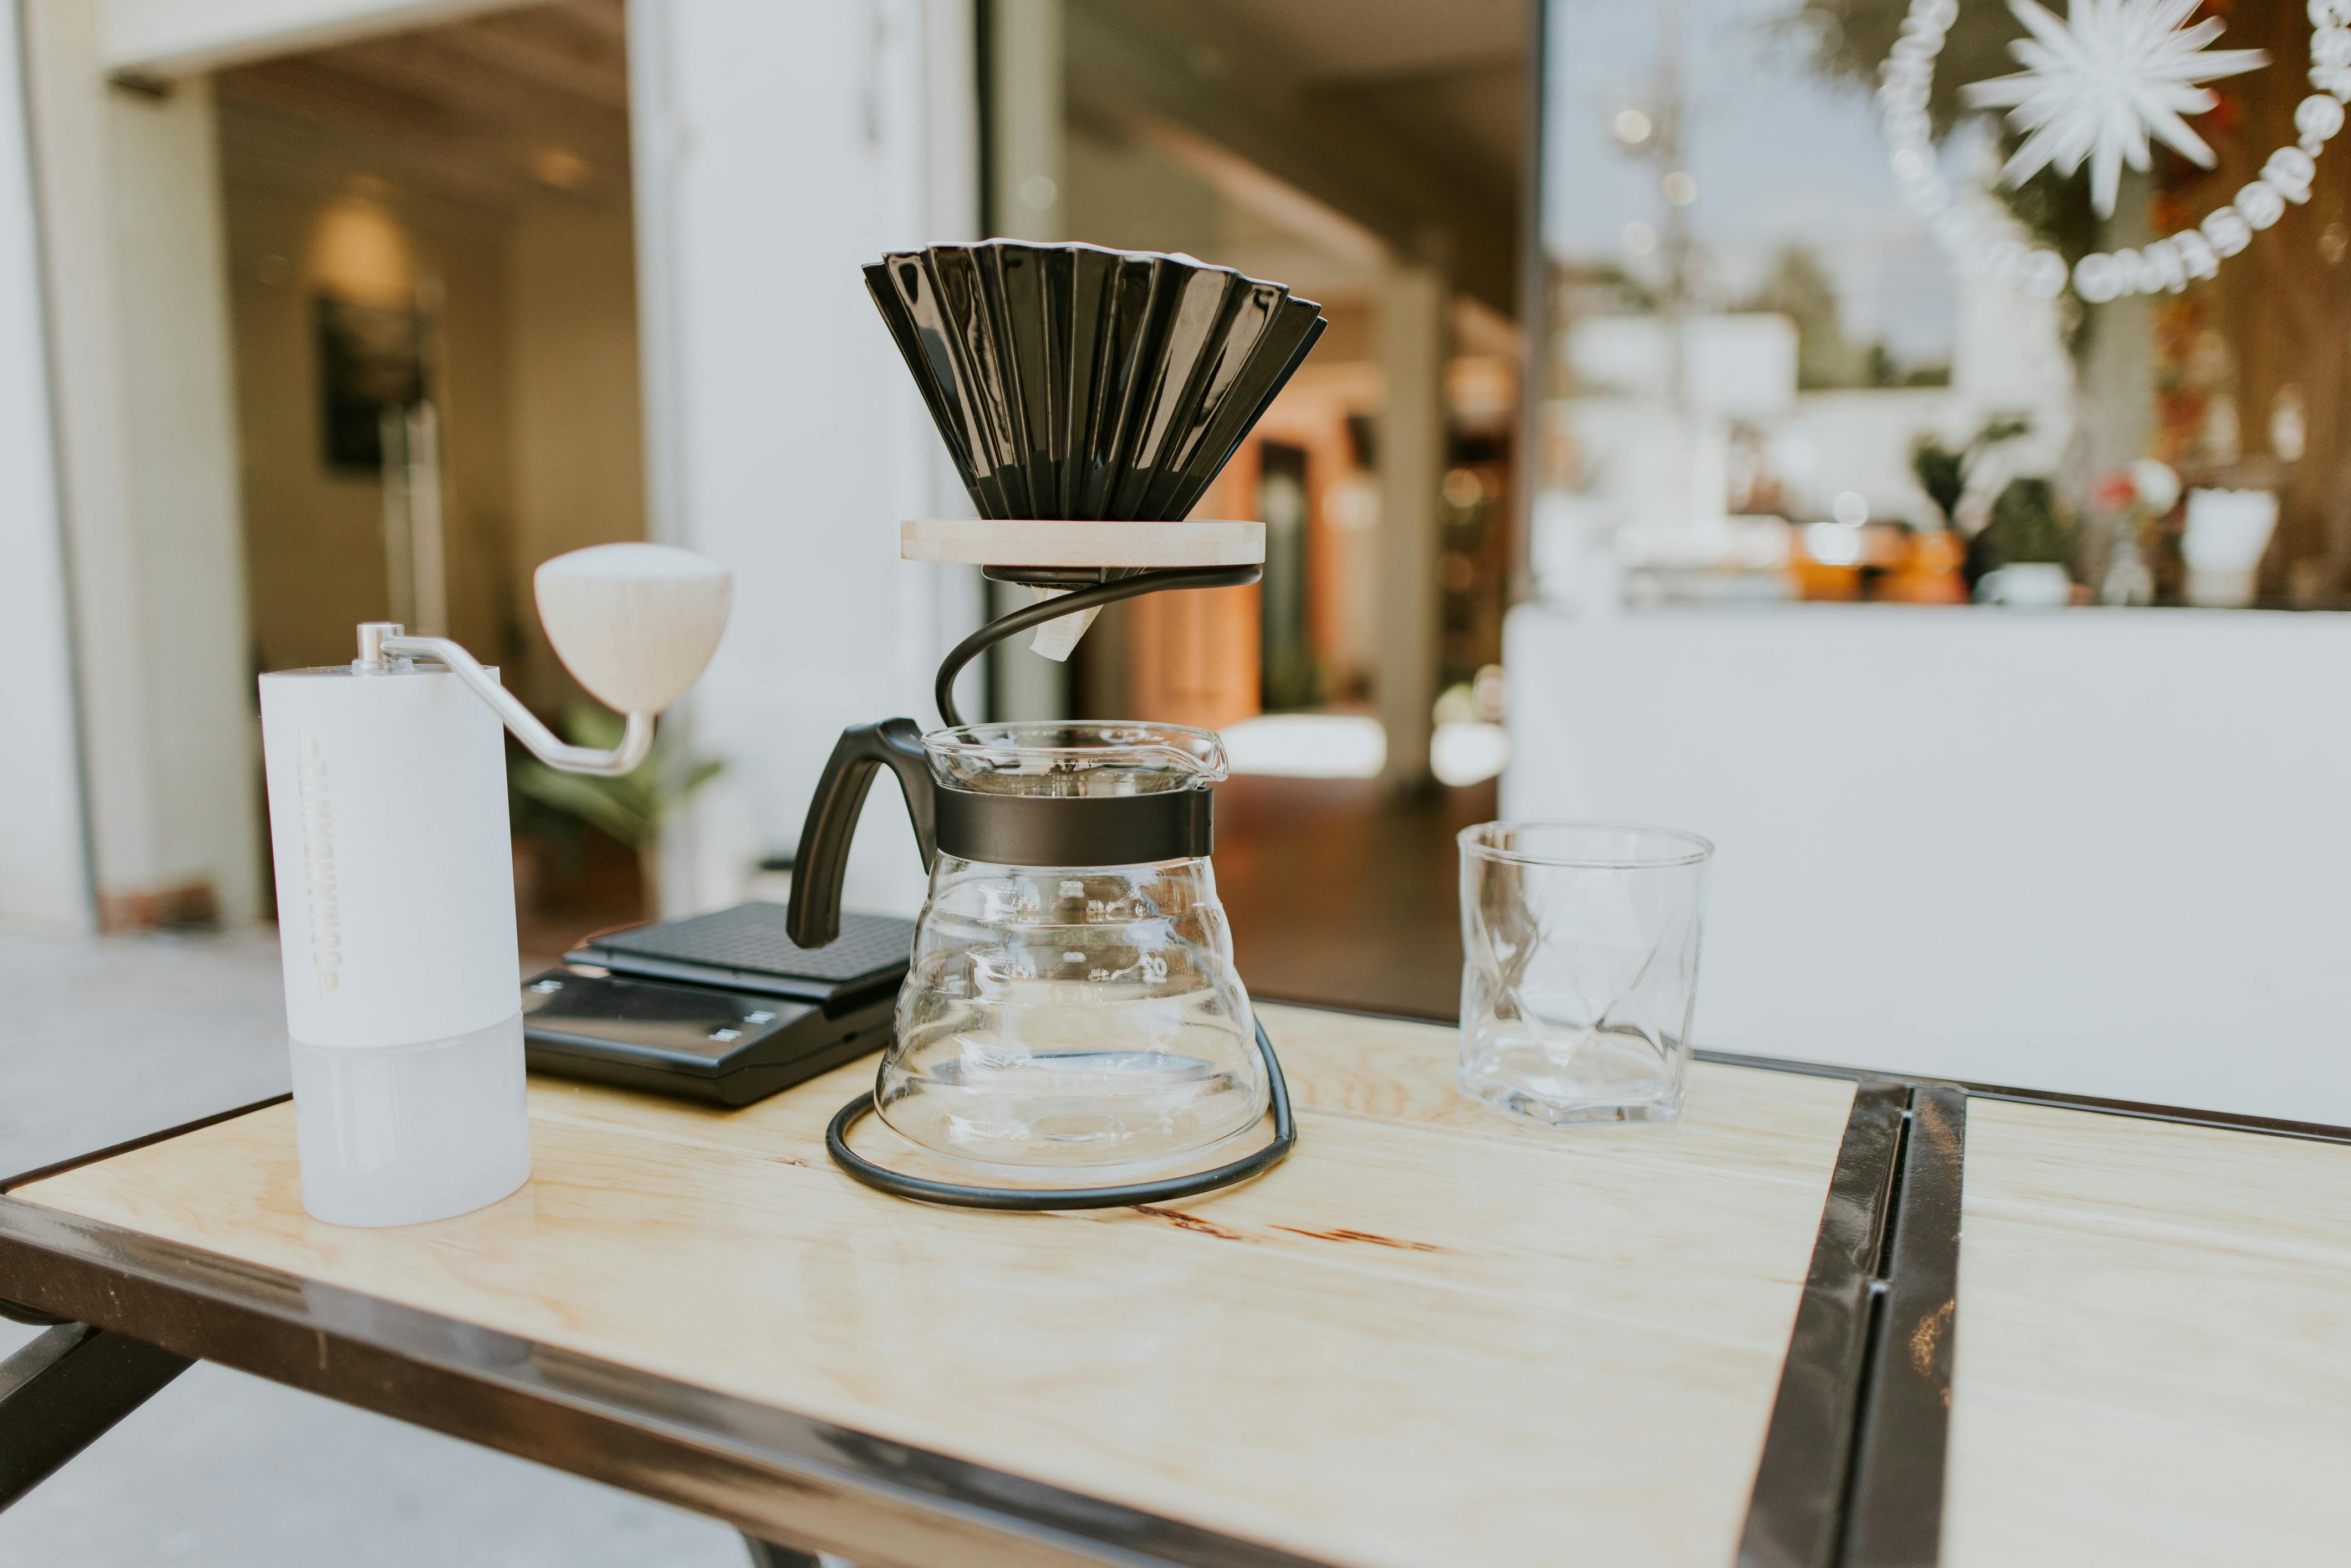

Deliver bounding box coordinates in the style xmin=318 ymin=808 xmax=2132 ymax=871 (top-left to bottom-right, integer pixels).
xmin=1502 ymin=601 xmax=2351 ymax=1124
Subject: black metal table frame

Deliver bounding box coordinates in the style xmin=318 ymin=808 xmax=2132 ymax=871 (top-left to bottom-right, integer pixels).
xmin=3 ymin=1002 xmax=2347 ymax=1568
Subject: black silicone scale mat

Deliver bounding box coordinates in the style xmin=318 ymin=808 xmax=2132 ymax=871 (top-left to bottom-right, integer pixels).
xmin=582 ymin=904 xmax=912 ymax=988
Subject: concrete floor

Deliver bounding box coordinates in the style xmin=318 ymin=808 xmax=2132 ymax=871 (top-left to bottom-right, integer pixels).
xmin=0 ymin=927 xmax=744 ymax=1567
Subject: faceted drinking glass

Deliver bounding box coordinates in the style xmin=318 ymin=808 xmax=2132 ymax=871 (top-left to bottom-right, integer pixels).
xmin=1457 ymin=821 xmax=1713 ymax=1125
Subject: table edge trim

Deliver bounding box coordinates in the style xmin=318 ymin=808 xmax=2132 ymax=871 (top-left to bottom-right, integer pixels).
xmin=2 ymin=1094 xmax=292 ymax=1194
xmin=0 ymin=1196 xmax=1338 ymax=1568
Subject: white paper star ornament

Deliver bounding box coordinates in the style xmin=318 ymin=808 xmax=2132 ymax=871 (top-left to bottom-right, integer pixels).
xmin=1962 ymin=0 xmax=2269 ymax=218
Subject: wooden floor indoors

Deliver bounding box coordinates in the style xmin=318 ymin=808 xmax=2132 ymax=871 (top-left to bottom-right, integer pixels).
xmin=1213 ymin=774 xmax=1495 ymax=1022
xmin=516 ymin=776 xmax=1491 ymax=1018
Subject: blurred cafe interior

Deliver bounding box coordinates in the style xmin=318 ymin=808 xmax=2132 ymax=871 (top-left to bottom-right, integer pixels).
xmin=6 ymin=0 xmax=2351 ymax=1561
xmin=8 ymin=0 xmax=2351 ymax=1106
xmin=6 ymin=0 xmax=2351 ymax=1107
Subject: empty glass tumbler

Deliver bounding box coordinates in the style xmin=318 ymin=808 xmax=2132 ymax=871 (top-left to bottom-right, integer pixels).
xmin=1457 ymin=822 xmax=1713 ymax=1125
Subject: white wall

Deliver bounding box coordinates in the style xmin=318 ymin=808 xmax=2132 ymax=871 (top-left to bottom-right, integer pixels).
xmin=220 ymin=153 xmax=525 ymax=678
xmin=22 ymin=4 xmax=259 ymax=925
xmin=104 ymin=81 xmax=261 ymax=921
xmin=0 ymin=0 xmax=92 ymax=933
xmin=631 ymin=0 xmax=982 ymax=918
xmin=3 ymin=0 xmax=982 ymax=929
xmin=508 ymin=200 xmax=646 ymax=712
xmin=5 ymin=0 xmax=509 ymax=932
xmin=1504 ymin=604 xmax=2351 ymax=1125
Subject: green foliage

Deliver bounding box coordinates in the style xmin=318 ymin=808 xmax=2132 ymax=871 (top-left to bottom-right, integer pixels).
xmin=1746 ymin=246 xmax=1862 ymax=390
xmin=1983 ymin=476 xmax=2074 ymax=565
xmin=1790 ymin=1 xmax=2028 ymax=132
xmin=1910 ymin=415 xmax=2031 ymax=528
xmin=508 ymin=703 xmax=723 ymax=852
xmin=1746 ymin=247 xmax=1951 ymax=391
xmin=1789 ymin=4 xmax=2097 ymax=353
xmin=1911 ymin=439 xmax=1966 ymax=526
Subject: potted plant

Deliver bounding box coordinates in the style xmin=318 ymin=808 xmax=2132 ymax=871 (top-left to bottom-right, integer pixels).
xmin=2088 ymin=459 xmax=2180 ymax=606
xmin=1973 ymin=477 xmax=2075 ymax=607
xmin=1910 ymin=414 xmax=2031 ymax=532
xmin=510 ymin=703 xmax=723 ymax=920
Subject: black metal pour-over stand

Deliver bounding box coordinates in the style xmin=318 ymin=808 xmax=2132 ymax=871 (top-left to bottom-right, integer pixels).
xmin=822 ymin=556 xmax=1299 ymax=1211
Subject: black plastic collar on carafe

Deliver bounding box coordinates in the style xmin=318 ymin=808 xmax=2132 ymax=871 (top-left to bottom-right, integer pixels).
xmin=933 ymin=784 xmax=1211 ymax=866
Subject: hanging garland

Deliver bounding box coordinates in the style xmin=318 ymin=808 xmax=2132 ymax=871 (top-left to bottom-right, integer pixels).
xmin=1877 ymin=0 xmax=2349 ymax=304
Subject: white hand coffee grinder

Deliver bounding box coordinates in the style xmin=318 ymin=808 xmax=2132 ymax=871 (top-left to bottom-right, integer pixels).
xmin=257 ymin=543 xmax=731 ymax=1227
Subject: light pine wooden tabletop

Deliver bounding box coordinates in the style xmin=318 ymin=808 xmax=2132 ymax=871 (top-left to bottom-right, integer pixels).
xmin=1945 ymin=1097 xmax=2351 ymax=1568
xmin=12 ymin=1003 xmax=1855 ymax=1568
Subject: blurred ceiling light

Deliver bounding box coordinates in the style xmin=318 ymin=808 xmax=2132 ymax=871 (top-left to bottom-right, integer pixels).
xmin=1431 ymin=722 xmax=1510 ymax=788
xmin=1472 ymin=663 xmax=1506 ymax=721
xmin=2272 ymin=385 xmax=2308 ymax=462
xmin=1223 ymin=714 xmax=1385 ymax=779
xmin=307 ymin=193 xmax=415 ymax=307
xmin=1613 ymin=108 xmax=1653 ymax=145
xmin=1728 ymin=516 xmax=1796 ymax=569
xmin=1623 ymin=221 xmax=1658 ymax=256
xmin=1432 ymin=681 xmax=1482 ymax=724
xmin=532 ymin=148 xmax=594 ymax=191
xmin=2128 ymin=458 xmax=2181 ymax=513
xmin=1805 ymin=521 xmax=1863 ymax=566
xmin=1831 ymin=490 xmax=1870 ymax=526
xmin=1662 ymin=171 xmax=1698 ymax=206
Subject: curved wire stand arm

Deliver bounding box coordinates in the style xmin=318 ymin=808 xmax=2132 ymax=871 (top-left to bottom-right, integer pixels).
xmin=934 ymin=564 xmax=1263 ymax=727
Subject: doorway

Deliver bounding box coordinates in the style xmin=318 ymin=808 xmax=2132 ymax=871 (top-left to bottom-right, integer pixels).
xmin=211 ymin=0 xmax=650 ymax=950
xmin=985 ymin=0 xmax=1534 ymax=1015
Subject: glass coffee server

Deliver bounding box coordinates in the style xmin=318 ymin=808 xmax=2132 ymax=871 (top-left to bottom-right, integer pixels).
xmin=786 ymin=241 xmax=1328 ymax=1207
xmin=792 ymin=714 xmax=1271 ymax=1187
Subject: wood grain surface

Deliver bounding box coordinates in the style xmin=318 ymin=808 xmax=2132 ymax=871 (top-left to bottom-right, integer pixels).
xmin=16 ymin=1004 xmax=1853 ymax=1568
xmin=1945 ymin=1098 xmax=2351 ymax=1567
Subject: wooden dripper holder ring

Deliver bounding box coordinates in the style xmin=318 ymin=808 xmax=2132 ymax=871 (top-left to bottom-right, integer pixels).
xmin=901 ymin=518 xmax=1267 ymax=728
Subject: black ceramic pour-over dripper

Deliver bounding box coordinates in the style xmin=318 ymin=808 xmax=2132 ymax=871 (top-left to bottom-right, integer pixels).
xmin=864 ymin=242 xmax=1326 ymax=523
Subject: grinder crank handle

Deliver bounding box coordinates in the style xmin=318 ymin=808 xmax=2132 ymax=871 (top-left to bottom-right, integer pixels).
xmin=374 ymin=543 xmax=733 ymax=779
xmin=786 ymin=718 xmax=938 ymax=949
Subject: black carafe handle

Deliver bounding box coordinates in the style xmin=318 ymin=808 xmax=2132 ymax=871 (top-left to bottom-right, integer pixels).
xmin=786 ymin=718 xmax=937 ymax=949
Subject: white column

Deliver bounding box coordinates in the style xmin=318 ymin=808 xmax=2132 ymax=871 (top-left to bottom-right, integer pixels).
xmin=982 ymin=0 xmax=1067 ymax=722
xmin=989 ymin=0 xmax=1062 ymax=241
xmin=0 ymin=0 xmax=93 ymax=933
xmin=22 ymin=2 xmax=258 ymax=925
xmin=105 ymin=79 xmax=261 ymax=921
xmin=1376 ymin=261 xmax=1447 ymax=791
xmin=630 ymin=0 xmax=983 ymax=917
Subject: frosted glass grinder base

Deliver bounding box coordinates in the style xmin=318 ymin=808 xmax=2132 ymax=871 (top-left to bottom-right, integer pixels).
xmin=289 ymin=1013 xmax=532 ymax=1227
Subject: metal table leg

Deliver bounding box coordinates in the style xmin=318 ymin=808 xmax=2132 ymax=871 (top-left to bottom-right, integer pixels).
xmin=1 ymin=1321 xmax=191 ymax=1511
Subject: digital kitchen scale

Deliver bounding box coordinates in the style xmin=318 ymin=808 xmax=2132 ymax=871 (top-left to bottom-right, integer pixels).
xmin=522 ymin=903 xmax=911 ymax=1107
